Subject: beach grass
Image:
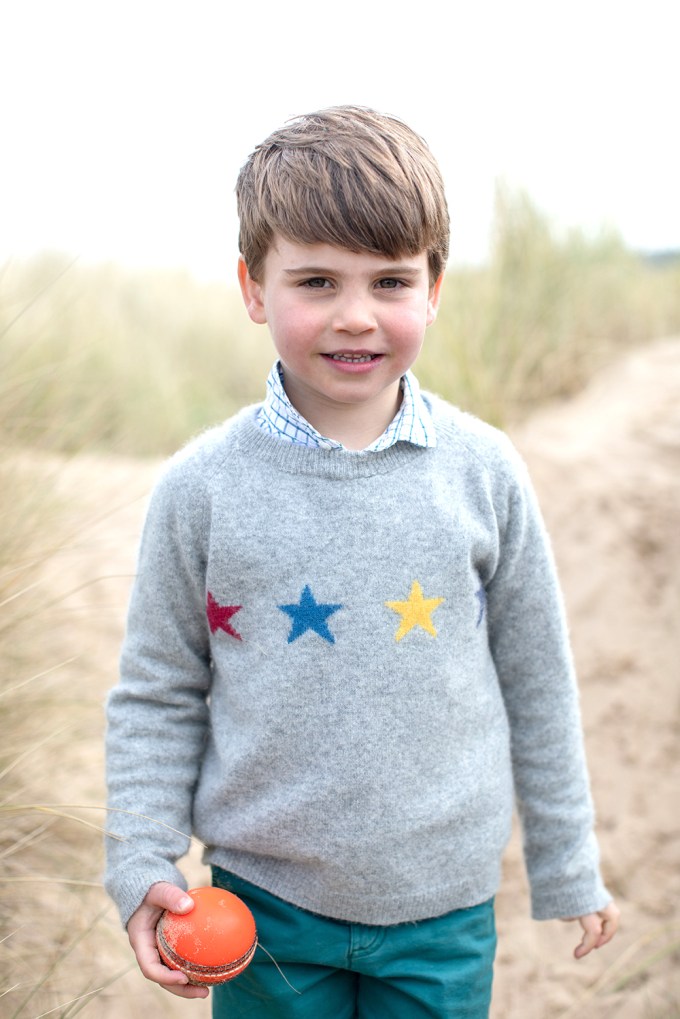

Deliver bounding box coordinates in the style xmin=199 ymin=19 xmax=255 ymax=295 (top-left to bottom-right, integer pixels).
xmin=419 ymin=185 xmax=680 ymax=425
xmin=2 ymin=187 xmax=679 ymax=458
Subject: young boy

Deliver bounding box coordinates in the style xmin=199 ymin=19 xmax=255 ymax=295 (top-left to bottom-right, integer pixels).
xmin=105 ymin=106 xmax=619 ymax=1018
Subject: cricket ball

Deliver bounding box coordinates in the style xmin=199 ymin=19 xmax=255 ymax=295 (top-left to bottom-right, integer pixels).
xmin=156 ymin=886 xmax=257 ymax=985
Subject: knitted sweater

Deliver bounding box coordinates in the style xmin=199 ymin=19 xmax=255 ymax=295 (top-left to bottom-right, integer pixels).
xmin=105 ymin=395 xmax=611 ymax=928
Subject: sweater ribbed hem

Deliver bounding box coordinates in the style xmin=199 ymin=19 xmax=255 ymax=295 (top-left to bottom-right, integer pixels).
xmin=205 ymin=847 xmax=502 ymax=926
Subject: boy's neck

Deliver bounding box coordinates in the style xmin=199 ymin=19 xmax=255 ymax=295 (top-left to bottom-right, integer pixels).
xmin=283 ymin=377 xmax=403 ymax=451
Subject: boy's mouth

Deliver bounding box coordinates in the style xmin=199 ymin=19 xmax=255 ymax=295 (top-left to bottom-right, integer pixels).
xmin=324 ymin=352 xmax=381 ymax=364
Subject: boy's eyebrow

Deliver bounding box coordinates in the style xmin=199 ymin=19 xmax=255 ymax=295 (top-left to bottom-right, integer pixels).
xmin=282 ymin=265 xmax=424 ymax=278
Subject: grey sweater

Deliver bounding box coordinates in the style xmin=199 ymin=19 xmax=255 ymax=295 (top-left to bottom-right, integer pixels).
xmin=105 ymin=396 xmax=611 ymax=928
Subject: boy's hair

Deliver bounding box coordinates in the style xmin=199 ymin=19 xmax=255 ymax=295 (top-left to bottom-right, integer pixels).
xmin=236 ymin=106 xmax=449 ymax=284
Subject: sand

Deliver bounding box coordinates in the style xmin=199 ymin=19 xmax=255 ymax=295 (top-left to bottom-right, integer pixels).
xmin=493 ymin=337 xmax=680 ymax=1015
xmin=20 ymin=337 xmax=680 ymax=1016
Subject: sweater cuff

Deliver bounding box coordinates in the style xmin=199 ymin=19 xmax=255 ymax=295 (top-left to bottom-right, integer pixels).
xmin=530 ymin=879 xmax=613 ymax=920
xmin=105 ymin=857 xmax=189 ymax=929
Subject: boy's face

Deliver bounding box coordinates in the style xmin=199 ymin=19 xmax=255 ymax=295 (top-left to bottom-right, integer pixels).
xmin=238 ymin=237 xmax=443 ymax=443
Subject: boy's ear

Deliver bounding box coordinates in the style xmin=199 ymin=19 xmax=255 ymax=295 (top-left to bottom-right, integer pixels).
xmin=426 ymin=273 xmax=445 ymax=326
xmin=238 ymin=257 xmax=267 ymax=324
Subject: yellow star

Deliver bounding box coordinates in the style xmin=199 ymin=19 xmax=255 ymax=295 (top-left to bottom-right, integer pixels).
xmin=385 ymin=581 xmax=445 ymax=642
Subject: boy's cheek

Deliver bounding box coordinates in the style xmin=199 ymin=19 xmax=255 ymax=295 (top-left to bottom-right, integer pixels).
xmin=269 ymin=307 xmax=321 ymax=346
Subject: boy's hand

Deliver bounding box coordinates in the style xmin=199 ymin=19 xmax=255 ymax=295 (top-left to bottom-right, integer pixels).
xmin=564 ymin=901 xmax=620 ymax=959
xmin=127 ymin=881 xmax=210 ymax=998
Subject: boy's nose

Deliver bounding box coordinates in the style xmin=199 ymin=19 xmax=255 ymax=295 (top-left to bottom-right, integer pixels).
xmin=331 ymin=295 xmax=377 ymax=335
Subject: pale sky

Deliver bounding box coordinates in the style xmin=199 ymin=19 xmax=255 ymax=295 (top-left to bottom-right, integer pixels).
xmin=1 ymin=0 xmax=678 ymax=283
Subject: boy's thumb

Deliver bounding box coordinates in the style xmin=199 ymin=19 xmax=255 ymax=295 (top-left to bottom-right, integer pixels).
xmin=146 ymin=881 xmax=194 ymax=914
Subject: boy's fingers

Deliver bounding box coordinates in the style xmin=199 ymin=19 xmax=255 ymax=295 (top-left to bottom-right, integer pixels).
xmin=144 ymin=881 xmax=194 ymax=913
xmin=135 ymin=924 xmax=184 ymax=981
xmin=140 ymin=939 xmax=210 ymax=999
xmin=142 ymin=950 xmax=209 ymax=1000
xmin=573 ymin=904 xmax=620 ymax=959
xmin=574 ymin=914 xmax=602 ymax=958
xmin=128 ymin=892 xmax=209 ymax=998
xmin=597 ymin=903 xmax=621 ymax=948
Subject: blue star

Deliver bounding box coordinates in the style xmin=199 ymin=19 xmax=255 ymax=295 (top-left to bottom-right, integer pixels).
xmin=279 ymin=585 xmax=343 ymax=644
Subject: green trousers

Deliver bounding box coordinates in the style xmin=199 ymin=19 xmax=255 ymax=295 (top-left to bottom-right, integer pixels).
xmin=211 ymin=867 xmax=496 ymax=1018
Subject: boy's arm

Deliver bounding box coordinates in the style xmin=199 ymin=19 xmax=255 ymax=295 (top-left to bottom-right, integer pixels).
xmin=485 ymin=443 xmax=615 ymax=927
xmin=105 ymin=461 xmax=212 ymax=927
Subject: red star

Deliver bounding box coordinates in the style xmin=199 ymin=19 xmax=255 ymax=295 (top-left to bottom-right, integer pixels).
xmin=206 ymin=591 xmax=242 ymax=640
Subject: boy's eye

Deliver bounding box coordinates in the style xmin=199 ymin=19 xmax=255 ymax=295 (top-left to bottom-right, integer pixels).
xmin=376 ymin=278 xmax=403 ymax=290
xmin=301 ymin=277 xmax=331 ymax=289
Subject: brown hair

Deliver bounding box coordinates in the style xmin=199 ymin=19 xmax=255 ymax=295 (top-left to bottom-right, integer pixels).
xmin=236 ymin=106 xmax=449 ymax=283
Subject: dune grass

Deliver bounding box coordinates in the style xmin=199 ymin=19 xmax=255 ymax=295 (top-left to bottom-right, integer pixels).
xmin=2 ymin=187 xmax=679 ymax=458
xmin=419 ymin=186 xmax=680 ymax=424
xmin=1 ymin=187 xmax=679 ymax=1014
xmin=0 ymin=442 xmax=127 ymax=1015
xmin=0 ymin=254 xmax=273 ymax=456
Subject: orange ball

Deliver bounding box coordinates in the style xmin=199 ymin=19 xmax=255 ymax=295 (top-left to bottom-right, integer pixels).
xmin=156 ymin=886 xmax=258 ymax=985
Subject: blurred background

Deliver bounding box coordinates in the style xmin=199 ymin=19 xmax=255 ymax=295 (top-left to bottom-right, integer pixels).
xmin=2 ymin=0 xmax=679 ymax=454
xmin=2 ymin=0 xmax=679 ymax=276
xmin=1 ymin=2 xmax=679 ymax=1016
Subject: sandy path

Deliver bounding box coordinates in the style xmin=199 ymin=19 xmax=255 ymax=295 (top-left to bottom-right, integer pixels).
xmin=22 ymin=337 xmax=680 ymax=1017
xmin=493 ymin=337 xmax=680 ymax=1016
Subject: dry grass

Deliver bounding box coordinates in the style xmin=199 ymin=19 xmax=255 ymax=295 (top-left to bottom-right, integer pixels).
xmin=418 ymin=186 xmax=680 ymax=425
xmin=0 ymin=254 xmax=272 ymax=456
xmin=2 ymin=188 xmax=679 ymax=457
xmin=0 ymin=447 xmax=127 ymax=1016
